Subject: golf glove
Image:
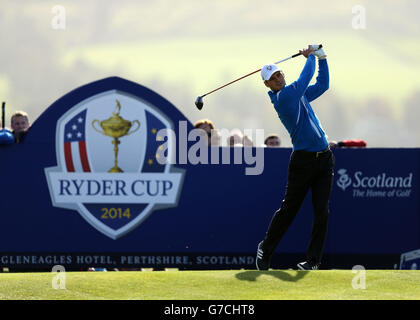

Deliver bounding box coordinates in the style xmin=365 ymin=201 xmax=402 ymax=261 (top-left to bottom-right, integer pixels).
xmin=311 ymin=44 xmax=327 ymax=60
xmin=310 ymin=44 xmax=321 ymax=51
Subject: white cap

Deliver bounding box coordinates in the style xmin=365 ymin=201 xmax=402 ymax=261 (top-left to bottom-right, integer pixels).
xmin=261 ymin=64 xmax=280 ymax=81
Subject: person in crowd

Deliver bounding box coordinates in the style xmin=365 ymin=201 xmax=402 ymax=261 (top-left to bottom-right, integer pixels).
xmin=10 ymin=111 xmax=30 ymax=143
xmin=243 ymin=134 xmax=253 ymax=147
xmin=194 ymin=119 xmax=220 ymax=146
xmin=329 ymin=139 xmax=367 ymax=148
xmin=328 ymin=140 xmax=338 ymax=148
xmin=227 ymin=129 xmax=243 ymax=147
xmin=337 ymin=139 xmax=367 ymax=148
xmin=264 ymin=134 xmax=281 ymax=148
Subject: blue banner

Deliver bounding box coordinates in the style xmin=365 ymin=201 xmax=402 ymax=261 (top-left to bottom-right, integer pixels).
xmin=0 ymin=77 xmax=418 ymax=270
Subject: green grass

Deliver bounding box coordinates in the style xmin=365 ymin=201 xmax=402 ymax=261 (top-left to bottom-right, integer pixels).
xmin=0 ymin=270 xmax=419 ymax=300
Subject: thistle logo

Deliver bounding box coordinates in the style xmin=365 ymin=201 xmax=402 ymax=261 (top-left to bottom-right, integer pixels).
xmin=337 ymin=169 xmax=352 ymax=191
xmin=45 ymin=87 xmax=185 ymax=239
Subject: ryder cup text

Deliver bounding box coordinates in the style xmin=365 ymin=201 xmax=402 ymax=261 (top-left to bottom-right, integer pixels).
xmin=47 ymin=172 xmax=183 ymax=204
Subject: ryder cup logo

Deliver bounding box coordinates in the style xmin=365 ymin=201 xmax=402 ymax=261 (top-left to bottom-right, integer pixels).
xmin=45 ymin=89 xmax=184 ymax=239
xmin=337 ymin=169 xmax=352 ymax=191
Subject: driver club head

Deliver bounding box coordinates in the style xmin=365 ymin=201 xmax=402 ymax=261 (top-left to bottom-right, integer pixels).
xmin=195 ymin=96 xmax=204 ymax=110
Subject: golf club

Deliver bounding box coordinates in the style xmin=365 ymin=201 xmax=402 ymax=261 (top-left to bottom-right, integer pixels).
xmin=2 ymin=102 xmax=5 ymax=129
xmin=195 ymin=45 xmax=322 ymax=110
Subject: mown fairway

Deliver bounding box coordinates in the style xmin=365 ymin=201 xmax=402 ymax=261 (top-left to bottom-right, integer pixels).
xmin=0 ymin=270 xmax=419 ymax=300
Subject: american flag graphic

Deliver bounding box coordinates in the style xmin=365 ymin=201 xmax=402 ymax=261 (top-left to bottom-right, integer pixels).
xmin=63 ymin=109 xmax=91 ymax=172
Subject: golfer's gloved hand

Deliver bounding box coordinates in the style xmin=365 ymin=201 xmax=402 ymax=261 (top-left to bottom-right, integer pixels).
xmin=311 ymin=44 xmax=327 ymax=60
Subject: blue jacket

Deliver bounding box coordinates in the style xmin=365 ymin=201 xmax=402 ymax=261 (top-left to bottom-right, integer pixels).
xmin=268 ymin=54 xmax=329 ymax=152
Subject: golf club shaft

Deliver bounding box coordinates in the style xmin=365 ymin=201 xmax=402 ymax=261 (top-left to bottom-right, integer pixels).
xmin=201 ymin=69 xmax=260 ymax=98
xmin=201 ymin=45 xmax=321 ymax=98
xmin=273 ymin=55 xmax=297 ymax=65
xmin=273 ymin=45 xmax=321 ymax=64
xmin=2 ymin=102 xmax=5 ymax=129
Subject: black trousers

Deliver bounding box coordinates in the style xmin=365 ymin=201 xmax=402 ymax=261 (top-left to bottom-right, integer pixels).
xmin=262 ymin=148 xmax=335 ymax=264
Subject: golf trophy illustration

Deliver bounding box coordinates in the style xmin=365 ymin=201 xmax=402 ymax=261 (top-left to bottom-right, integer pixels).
xmin=92 ymin=99 xmax=140 ymax=172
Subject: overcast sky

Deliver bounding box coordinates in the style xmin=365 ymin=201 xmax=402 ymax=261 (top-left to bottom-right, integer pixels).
xmin=1 ymin=0 xmax=419 ymax=146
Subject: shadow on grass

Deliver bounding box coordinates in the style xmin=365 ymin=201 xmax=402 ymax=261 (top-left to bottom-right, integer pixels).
xmin=235 ymin=270 xmax=309 ymax=282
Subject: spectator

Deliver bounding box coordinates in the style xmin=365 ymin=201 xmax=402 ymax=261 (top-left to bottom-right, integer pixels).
xmin=264 ymin=134 xmax=281 ymax=148
xmin=11 ymin=111 xmax=30 ymax=143
xmin=194 ymin=119 xmax=220 ymax=146
xmin=243 ymin=134 xmax=253 ymax=147
xmin=328 ymin=140 xmax=338 ymax=148
xmin=337 ymin=139 xmax=367 ymax=148
xmin=329 ymin=139 xmax=367 ymax=148
xmin=227 ymin=129 xmax=243 ymax=147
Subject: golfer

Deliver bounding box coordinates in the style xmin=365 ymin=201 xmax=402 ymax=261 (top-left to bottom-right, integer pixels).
xmin=256 ymin=45 xmax=334 ymax=270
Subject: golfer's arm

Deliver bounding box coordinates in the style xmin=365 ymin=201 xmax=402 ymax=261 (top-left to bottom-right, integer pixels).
xmin=293 ymin=54 xmax=316 ymax=98
xmin=305 ymin=59 xmax=329 ymax=102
